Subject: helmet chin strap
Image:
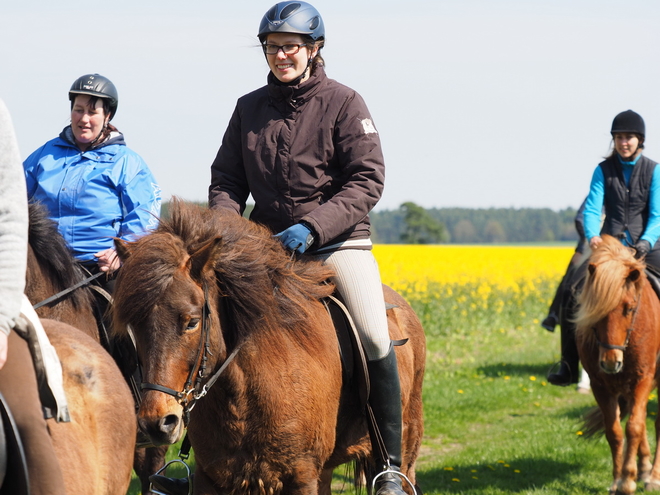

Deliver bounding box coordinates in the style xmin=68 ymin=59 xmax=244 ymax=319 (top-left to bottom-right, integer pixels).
xmin=280 ymin=55 xmax=315 ymax=86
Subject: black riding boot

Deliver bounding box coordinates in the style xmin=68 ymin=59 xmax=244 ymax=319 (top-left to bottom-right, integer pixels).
xmin=547 ymin=291 xmax=580 ymax=386
xmin=367 ymin=346 xmax=407 ymax=495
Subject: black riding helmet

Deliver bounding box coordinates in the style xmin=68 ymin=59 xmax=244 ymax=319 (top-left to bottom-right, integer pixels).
xmin=611 ymin=110 xmax=645 ymax=139
xmin=258 ymin=1 xmax=325 ymax=43
xmin=68 ymin=74 xmax=119 ymax=121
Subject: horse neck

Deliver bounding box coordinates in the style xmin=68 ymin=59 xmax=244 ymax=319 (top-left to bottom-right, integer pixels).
xmin=26 ymin=246 xmax=99 ymax=340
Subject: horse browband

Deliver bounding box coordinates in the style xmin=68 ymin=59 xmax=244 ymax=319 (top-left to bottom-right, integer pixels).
xmin=593 ymin=295 xmax=640 ymax=352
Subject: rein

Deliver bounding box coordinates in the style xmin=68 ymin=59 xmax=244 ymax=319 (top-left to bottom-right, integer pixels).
xmin=140 ymin=283 xmax=243 ymax=426
xmin=32 ymin=271 xmax=105 ymax=310
xmin=593 ymin=295 xmax=641 ymax=352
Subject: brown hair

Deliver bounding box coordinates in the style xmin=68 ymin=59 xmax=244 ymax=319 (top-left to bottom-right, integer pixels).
xmin=605 ymin=133 xmax=645 ymax=160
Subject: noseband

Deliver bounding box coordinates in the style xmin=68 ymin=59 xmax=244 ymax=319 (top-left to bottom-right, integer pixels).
xmin=593 ymin=296 xmax=640 ymax=352
xmin=140 ymin=282 xmax=242 ymax=426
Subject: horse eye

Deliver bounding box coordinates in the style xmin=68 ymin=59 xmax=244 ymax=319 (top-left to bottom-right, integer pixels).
xmin=185 ymin=318 xmax=200 ymax=331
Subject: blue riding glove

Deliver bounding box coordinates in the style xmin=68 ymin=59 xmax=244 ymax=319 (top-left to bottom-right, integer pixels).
xmin=275 ymin=223 xmax=315 ymax=254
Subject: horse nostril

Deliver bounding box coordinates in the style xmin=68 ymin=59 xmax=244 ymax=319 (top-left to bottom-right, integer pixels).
xmin=159 ymin=414 xmax=181 ymax=434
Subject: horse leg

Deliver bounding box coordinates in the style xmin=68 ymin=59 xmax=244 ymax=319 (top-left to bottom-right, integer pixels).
xmin=134 ymin=445 xmax=169 ymax=495
xmin=592 ymin=389 xmax=624 ymax=494
xmin=618 ymin=381 xmax=654 ymax=494
xmin=645 ymin=393 xmax=660 ymax=491
xmin=318 ymin=467 xmax=333 ymax=495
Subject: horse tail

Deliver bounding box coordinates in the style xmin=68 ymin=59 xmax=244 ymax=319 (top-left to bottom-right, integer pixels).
xmin=581 ymin=397 xmax=629 ymax=438
xmin=352 ymin=459 xmax=369 ymax=494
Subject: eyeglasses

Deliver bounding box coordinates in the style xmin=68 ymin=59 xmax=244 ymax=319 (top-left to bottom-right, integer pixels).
xmin=262 ymin=43 xmax=307 ymax=55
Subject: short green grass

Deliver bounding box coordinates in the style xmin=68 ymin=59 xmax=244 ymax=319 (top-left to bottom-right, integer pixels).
xmin=127 ymin=282 xmax=658 ymax=494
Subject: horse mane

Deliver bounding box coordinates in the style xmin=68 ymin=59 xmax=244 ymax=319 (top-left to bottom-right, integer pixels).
xmin=576 ymin=235 xmax=646 ymax=335
xmin=114 ymin=199 xmax=335 ymax=343
xmin=28 ymin=201 xmax=93 ymax=309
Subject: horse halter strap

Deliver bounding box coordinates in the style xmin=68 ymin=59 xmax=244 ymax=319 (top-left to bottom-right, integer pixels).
xmin=593 ymin=295 xmax=640 ymax=352
xmin=140 ymin=282 xmax=242 ymax=426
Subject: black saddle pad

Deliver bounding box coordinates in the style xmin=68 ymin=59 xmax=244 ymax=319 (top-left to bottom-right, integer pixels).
xmin=0 ymin=391 xmax=29 ymax=495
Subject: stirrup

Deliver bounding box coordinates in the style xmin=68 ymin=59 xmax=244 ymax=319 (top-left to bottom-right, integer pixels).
xmin=371 ymin=466 xmax=416 ymax=495
xmin=150 ymin=459 xmax=192 ymax=495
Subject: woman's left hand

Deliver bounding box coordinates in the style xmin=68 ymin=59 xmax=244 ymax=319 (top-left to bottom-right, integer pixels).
xmin=94 ymin=248 xmax=121 ymax=273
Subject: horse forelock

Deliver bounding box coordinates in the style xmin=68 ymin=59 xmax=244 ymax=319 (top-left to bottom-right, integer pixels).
xmin=129 ymin=199 xmax=335 ymax=343
xmin=576 ymin=235 xmax=645 ymax=336
xmin=112 ymin=233 xmax=185 ymax=336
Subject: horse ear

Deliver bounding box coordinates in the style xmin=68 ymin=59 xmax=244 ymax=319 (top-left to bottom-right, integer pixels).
xmin=189 ymin=237 xmax=223 ymax=282
xmin=627 ymin=268 xmax=641 ymax=283
xmin=588 ymin=263 xmax=596 ymax=276
xmin=114 ymin=238 xmax=131 ymax=261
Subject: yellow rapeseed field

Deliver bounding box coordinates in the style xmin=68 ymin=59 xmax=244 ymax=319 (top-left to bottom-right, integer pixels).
xmin=373 ymin=244 xmax=574 ymax=294
xmin=372 ymin=244 xmax=576 ymax=333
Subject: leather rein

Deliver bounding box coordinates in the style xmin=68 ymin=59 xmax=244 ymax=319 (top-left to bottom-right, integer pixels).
xmin=593 ymin=295 xmax=641 ymax=352
xmin=140 ymin=283 xmax=242 ymax=426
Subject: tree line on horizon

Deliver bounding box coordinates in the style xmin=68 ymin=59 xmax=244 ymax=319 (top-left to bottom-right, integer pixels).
xmin=161 ymin=201 xmax=580 ymax=245
xmin=370 ymin=201 xmax=580 ymax=244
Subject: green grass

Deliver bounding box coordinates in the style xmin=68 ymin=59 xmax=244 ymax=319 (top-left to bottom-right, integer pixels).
xmin=128 ymin=281 xmax=658 ymax=494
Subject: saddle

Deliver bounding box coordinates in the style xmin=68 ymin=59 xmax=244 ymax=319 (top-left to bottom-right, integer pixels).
xmin=0 ymin=391 xmax=29 ymax=495
xmin=322 ymin=294 xmax=406 ymax=409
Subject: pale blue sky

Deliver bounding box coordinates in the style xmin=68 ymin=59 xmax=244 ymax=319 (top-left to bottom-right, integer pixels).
xmin=2 ymin=0 xmax=659 ymax=211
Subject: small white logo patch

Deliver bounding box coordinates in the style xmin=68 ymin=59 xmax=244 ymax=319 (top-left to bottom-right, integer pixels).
xmin=361 ymin=118 xmax=378 ymax=135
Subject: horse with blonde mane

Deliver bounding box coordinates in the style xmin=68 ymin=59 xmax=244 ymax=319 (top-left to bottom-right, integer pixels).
xmin=577 ymin=234 xmax=660 ymax=494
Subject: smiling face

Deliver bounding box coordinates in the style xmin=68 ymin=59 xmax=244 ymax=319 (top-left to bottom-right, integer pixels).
xmin=264 ymin=33 xmax=318 ymax=84
xmin=70 ymin=95 xmax=108 ymax=150
xmin=613 ymin=133 xmax=642 ymax=161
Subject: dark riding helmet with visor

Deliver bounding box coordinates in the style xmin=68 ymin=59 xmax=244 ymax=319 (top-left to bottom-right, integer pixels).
xmin=258 ymin=1 xmax=325 ymax=43
xmin=611 ymin=110 xmax=645 ymax=139
xmin=68 ymin=73 xmax=119 ymax=121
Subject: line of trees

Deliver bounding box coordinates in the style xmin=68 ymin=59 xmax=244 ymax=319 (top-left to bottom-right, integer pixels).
xmin=370 ymin=202 xmax=579 ymax=244
xmin=163 ymin=201 xmax=579 ymax=244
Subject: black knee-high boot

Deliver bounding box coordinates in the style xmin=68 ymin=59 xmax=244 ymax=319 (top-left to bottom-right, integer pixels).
xmin=367 ymin=346 xmax=406 ymax=495
xmin=547 ymin=282 xmax=580 ymax=386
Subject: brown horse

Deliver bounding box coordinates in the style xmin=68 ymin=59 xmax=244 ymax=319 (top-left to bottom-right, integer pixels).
xmin=112 ymin=200 xmax=426 ymax=495
xmin=577 ymin=235 xmax=660 ymax=494
xmin=40 ymin=318 xmax=136 ymax=495
xmin=25 ymin=201 xmax=168 ymax=495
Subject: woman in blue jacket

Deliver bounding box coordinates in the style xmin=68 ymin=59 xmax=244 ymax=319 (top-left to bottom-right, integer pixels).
xmin=548 ymin=109 xmax=660 ymax=386
xmin=23 ymin=74 xmax=161 ymax=284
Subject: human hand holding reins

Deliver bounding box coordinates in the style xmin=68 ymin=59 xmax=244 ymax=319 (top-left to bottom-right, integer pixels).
xmin=275 ymin=223 xmax=315 ymax=254
xmin=95 ymin=248 xmax=121 ymax=273
xmin=589 ymin=236 xmax=603 ymax=250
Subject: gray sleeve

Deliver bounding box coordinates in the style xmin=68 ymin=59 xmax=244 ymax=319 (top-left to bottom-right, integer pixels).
xmin=0 ymin=99 xmax=28 ymax=335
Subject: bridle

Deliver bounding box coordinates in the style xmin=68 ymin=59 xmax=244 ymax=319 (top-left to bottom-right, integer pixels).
xmin=593 ymin=295 xmax=641 ymax=352
xmin=140 ymin=282 xmax=242 ymax=426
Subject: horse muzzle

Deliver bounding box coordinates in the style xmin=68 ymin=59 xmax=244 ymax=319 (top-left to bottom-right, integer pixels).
xmin=599 ymin=349 xmax=624 ymax=374
xmin=137 ymin=399 xmax=185 ymax=446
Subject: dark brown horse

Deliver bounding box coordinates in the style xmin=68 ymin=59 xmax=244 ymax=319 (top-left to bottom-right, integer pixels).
xmin=40 ymin=318 xmax=136 ymax=495
xmin=577 ymin=235 xmax=660 ymax=494
xmin=24 ymin=202 xmax=168 ymax=495
xmin=113 ymin=200 xmax=426 ymax=495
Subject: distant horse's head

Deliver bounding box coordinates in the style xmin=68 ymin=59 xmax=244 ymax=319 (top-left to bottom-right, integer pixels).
xmin=576 ymin=235 xmax=646 ymax=374
xmin=112 ymin=199 xmax=335 ymax=446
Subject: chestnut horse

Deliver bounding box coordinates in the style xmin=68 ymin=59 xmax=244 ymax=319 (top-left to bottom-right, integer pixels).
xmin=25 ymin=202 xmax=168 ymax=495
xmin=577 ymin=235 xmax=660 ymax=495
xmin=37 ymin=318 xmax=136 ymax=495
xmin=112 ymin=200 xmax=426 ymax=495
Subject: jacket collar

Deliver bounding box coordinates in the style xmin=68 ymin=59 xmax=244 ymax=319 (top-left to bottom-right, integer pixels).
xmin=267 ymin=64 xmax=327 ymax=111
xmin=59 ymin=125 xmax=126 ymax=151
